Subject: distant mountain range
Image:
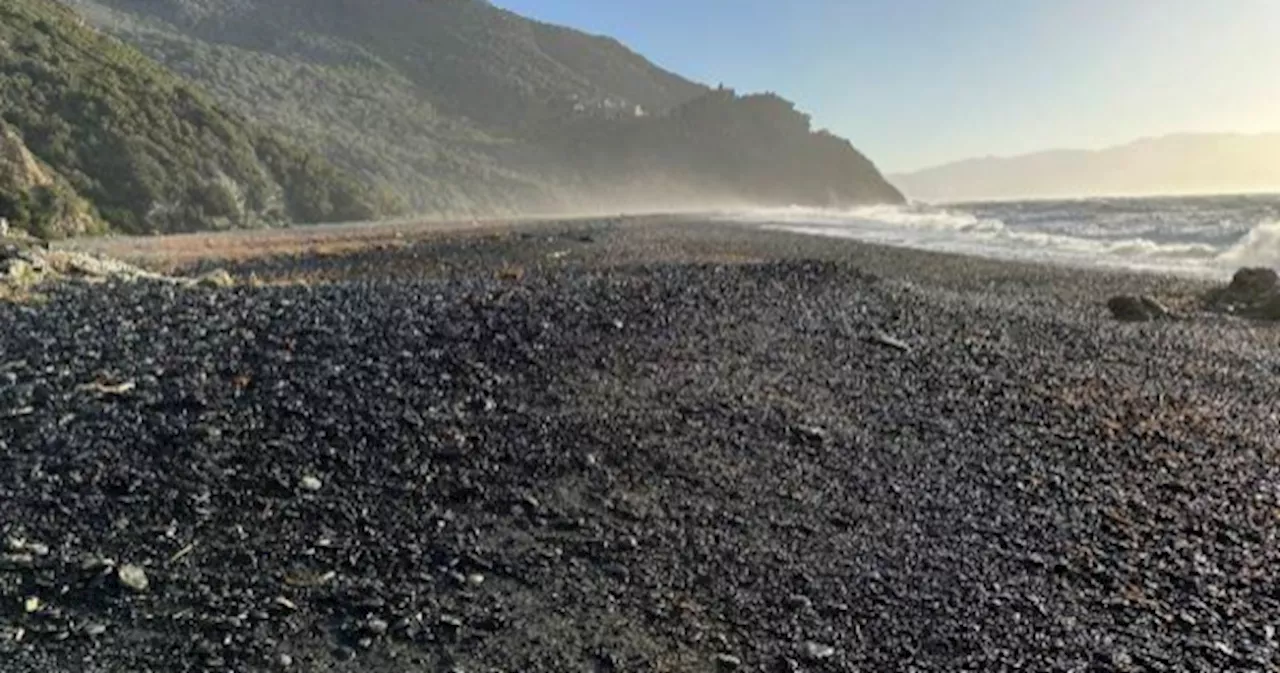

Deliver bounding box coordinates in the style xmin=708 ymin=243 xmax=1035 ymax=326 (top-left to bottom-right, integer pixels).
xmin=891 ymin=133 xmax=1280 ymax=203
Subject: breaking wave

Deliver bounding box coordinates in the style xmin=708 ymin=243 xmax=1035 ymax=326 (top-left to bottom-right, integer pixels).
xmin=718 ymin=200 xmax=1280 ymax=278
xmin=1217 ymin=220 xmax=1280 ymax=267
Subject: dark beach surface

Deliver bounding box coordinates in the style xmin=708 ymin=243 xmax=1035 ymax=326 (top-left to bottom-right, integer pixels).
xmin=3 ymin=217 xmax=1279 ymax=672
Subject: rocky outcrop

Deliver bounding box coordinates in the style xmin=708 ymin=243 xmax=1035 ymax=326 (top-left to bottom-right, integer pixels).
xmin=0 ymin=123 xmax=50 ymax=190
xmin=0 ymin=241 xmax=234 ymax=302
xmin=0 ymin=122 xmax=100 ymax=239
xmin=540 ymin=90 xmax=905 ymax=209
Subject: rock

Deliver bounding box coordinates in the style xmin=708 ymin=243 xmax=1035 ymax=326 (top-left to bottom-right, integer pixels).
xmin=284 ymin=569 xmax=336 ymax=587
xmin=1107 ymin=295 xmax=1168 ymax=322
xmin=714 ymin=653 xmax=742 ymax=669
xmin=790 ymin=425 xmax=828 ymax=445
xmin=1138 ymin=296 xmax=1170 ymax=319
xmin=786 ymin=594 xmax=813 ymax=610
xmin=1207 ymin=267 xmax=1280 ymax=319
xmin=198 ymin=269 xmax=236 ymax=288
xmin=298 ymin=475 xmax=323 ymax=492
xmin=801 ymin=642 xmax=835 ymax=661
xmin=439 ymin=614 xmax=463 ymax=630
xmin=363 ymin=618 xmax=389 ymax=637
xmin=117 ymin=564 xmax=149 ymax=593
xmin=1255 ymin=294 xmax=1280 ymax=320
xmin=4 ymin=537 xmax=39 ymax=554
xmin=276 ymin=653 xmax=294 ymax=668
xmin=84 ymin=624 xmax=107 ymax=637
xmin=0 ymin=553 xmax=34 ymax=569
xmin=867 ymin=331 xmax=911 ymax=352
xmin=1227 ymin=267 xmax=1278 ymax=297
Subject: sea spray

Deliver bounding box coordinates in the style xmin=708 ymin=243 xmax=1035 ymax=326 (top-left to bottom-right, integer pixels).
xmin=716 ymin=196 xmax=1280 ymax=277
xmin=1217 ymin=220 xmax=1280 ymax=267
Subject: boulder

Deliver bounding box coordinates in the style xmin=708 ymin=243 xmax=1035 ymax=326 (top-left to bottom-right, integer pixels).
xmin=1206 ymin=267 xmax=1280 ymax=320
xmin=1256 ymin=294 xmax=1280 ymax=321
xmin=1107 ymin=295 xmax=1169 ymax=322
xmin=1227 ymin=267 xmax=1279 ymax=298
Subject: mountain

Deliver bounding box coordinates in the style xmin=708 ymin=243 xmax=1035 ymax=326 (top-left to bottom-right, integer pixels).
xmin=536 ymin=89 xmax=905 ymax=210
xmin=0 ymin=0 xmax=395 ymax=237
xmin=892 ymin=133 xmax=1280 ymax=203
xmin=66 ymin=0 xmax=902 ymax=215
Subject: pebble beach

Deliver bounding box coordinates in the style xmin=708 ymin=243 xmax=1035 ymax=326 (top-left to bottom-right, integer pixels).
xmin=2 ymin=217 xmax=1278 ymax=672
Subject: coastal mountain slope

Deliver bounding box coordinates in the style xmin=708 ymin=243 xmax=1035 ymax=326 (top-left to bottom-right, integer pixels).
xmin=538 ymin=90 xmax=905 ymax=210
xmin=0 ymin=121 xmax=101 ymax=239
xmin=67 ymin=0 xmax=903 ymax=214
xmin=0 ymin=0 xmax=393 ymax=237
xmin=892 ymin=133 xmax=1280 ymax=203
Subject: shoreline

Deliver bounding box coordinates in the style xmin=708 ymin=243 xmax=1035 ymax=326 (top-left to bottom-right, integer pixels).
xmin=54 ymin=212 xmax=1226 ymax=289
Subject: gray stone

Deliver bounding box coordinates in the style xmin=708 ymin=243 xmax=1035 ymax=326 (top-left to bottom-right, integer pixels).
xmin=439 ymin=614 xmax=463 ymax=629
xmin=714 ymin=653 xmax=742 ymax=669
xmin=117 ymin=564 xmax=150 ymax=593
xmin=868 ymin=331 xmax=911 ymax=352
xmin=802 ymin=641 xmax=836 ymax=661
xmin=1107 ymin=295 xmax=1168 ymax=322
xmin=364 ymin=618 xmax=389 ymax=636
xmin=0 ymin=553 xmax=34 ymax=569
xmin=1228 ymin=267 xmax=1278 ymax=296
xmin=787 ymin=594 xmax=813 ymax=610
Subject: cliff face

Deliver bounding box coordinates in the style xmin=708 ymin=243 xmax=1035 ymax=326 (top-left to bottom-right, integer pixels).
xmin=537 ymin=91 xmax=905 ymax=209
xmin=0 ymin=123 xmax=100 ymax=239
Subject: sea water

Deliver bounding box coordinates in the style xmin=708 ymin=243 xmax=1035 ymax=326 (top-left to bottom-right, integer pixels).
xmin=721 ymin=194 xmax=1280 ymax=278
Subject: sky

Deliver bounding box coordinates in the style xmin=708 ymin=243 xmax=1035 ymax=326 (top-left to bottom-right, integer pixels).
xmin=493 ymin=0 xmax=1280 ymax=173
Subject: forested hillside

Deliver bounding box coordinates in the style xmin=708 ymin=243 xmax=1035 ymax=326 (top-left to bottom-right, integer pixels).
xmin=68 ymin=0 xmax=904 ymax=216
xmin=0 ymin=0 xmax=394 ymax=237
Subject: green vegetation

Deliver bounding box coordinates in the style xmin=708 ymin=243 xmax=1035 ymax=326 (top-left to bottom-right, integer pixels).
xmin=0 ymin=0 xmax=394 ymax=236
xmin=51 ymin=0 xmax=902 ymax=224
xmin=0 ymin=120 xmax=103 ymax=239
xmin=67 ymin=0 xmax=710 ymax=215
xmin=0 ymin=181 xmax=100 ymax=240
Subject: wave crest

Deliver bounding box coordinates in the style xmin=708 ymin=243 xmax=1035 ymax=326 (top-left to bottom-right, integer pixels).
xmin=1217 ymin=220 xmax=1280 ymax=266
xmin=718 ymin=204 xmax=1272 ymax=277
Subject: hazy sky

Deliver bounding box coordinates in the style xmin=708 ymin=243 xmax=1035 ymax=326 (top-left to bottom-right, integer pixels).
xmin=494 ymin=0 xmax=1280 ymax=172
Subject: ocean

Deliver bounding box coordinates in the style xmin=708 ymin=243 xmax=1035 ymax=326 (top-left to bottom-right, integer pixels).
xmin=721 ymin=194 xmax=1280 ymax=278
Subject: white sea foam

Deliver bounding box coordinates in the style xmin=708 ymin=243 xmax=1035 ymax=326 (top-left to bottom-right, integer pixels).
xmin=1217 ymin=220 xmax=1280 ymax=267
xmin=717 ymin=202 xmax=1277 ymax=278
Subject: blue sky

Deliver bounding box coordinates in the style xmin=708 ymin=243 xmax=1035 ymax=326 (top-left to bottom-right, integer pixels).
xmin=494 ymin=0 xmax=1280 ymax=172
